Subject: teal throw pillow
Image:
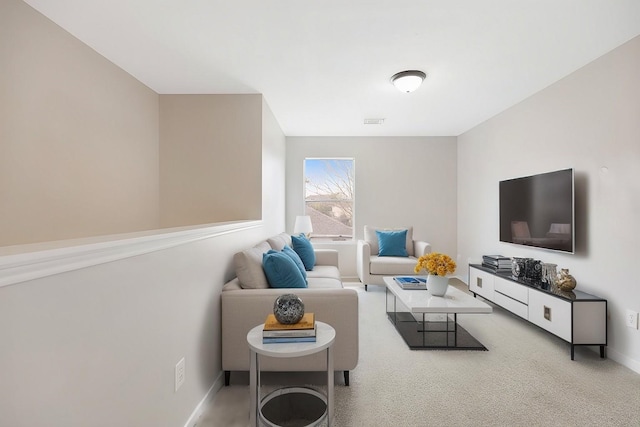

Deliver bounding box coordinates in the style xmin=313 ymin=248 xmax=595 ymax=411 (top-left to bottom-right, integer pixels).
xmin=376 ymin=229 xmax=408 ymax=257
xmin=282 ymin=245 xmax=308 ymax=282
xmin=262 ymin=250 xmax=308 ymax=288
xmin=291 ymin=233 xmax=316 ymax=271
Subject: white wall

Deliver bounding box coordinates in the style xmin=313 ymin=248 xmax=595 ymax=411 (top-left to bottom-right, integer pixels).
xmin=458 ymin=35 xmax=640 ymax=372
xmin=0 ymin=224 xmax=265 ymax=427
xmin=286 ymin=136 xmax=457 ymax=278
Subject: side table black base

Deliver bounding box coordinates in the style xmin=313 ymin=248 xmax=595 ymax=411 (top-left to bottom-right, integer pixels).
xmin=260 ymin=386 xmax=327 ymax=427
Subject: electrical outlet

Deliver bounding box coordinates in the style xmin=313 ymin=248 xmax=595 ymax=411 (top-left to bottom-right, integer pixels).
xmin=175 ymin=357 xmax=185 ymax=392
xmin=626 ymin=310 xmax=639 ymax=329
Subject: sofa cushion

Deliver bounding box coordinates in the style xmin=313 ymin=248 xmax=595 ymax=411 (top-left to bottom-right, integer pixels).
xmin=234 ymin=241 xmax=271 ymax=289
xmin=376 ymin=229 xmax=409 ymax=257
xmin=282 ymin=245 xmax=307 ymax=281
xmin=291 ymin=233 xmax=316 ymax=271
xmin=370 ymin=255 xmax=419 ymax=275
xmin=262 ymin=250 xmax=308 ymax=288
xmin=364 ymin=225 xmax=414 ymax=256
xmin=306 ymin=265 xmax=341 ymax=281
xmin=307 ymin=277 xmax=343 ymax=289
xmin=267 ymin=233 xmax=292 ymax=251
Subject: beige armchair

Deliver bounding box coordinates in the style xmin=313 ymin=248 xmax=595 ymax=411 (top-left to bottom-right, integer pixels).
xmin=356 ymin=225 xmax=431 ymax=291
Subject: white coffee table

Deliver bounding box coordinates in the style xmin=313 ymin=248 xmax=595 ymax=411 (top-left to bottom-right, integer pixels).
xmin=383 ymin=276 xmax=492 ymax=350
xmin=247 ymin=321 xmax=335 ymax=427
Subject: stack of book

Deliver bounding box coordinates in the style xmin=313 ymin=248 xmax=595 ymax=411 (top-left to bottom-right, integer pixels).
xmin=262 ymin=312 xmax=317 ymax=344
xmin=482 ymin=255 xmax=512 ymax=273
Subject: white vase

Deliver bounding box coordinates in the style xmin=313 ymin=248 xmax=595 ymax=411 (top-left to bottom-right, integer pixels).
xmin=427 ymin=274 xmax=449 ymax=296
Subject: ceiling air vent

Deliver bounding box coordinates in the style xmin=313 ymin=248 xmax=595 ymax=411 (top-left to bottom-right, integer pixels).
xmin=363 ymin=118 xmax=385 ymax=125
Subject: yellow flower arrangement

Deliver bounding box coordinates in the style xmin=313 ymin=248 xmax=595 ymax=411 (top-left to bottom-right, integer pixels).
xmin=414 ymin=252 xmax=456 ymax=276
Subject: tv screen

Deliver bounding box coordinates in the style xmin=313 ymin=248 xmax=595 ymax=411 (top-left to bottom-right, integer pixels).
xmin=499 ymin=168 xmax=574 ymax=254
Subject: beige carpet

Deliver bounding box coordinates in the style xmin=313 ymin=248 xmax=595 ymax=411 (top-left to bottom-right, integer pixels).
xmin=199 ymin=280 xmax=640 ymax=427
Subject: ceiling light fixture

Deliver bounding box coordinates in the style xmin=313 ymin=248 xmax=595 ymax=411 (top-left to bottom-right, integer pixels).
xmin=391 ymin=70 xmax=427 ymax=93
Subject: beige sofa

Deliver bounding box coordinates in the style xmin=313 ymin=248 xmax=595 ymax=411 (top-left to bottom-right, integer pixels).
xmin=356 ymin=225 xmax=431 ymax=290
xmin=221 ymin=233 xmax=359 ymax=386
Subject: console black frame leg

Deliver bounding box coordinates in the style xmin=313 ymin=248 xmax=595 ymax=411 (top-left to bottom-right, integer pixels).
xmin=571 ymin=345 xmax=575 ymax=360
xmin=343 ymin=371 xmax=350 ymax=386
xmin=600 ymin=345 xmax=606 ymax=358
xmin=224 ymin=371 xmax=231 ymax=386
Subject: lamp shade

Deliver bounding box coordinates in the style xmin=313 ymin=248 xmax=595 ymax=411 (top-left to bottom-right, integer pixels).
xmin=391 ymin=70 xmax=427 ymax=93
xmin=293 ymin=215 xmax=313 ymax=235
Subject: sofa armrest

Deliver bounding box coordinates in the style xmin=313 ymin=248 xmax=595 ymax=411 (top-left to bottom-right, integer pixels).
xmin=221 ymin=288 xmax=359 ymax=372
xmin=314 ymin=248 xmax=339 ymax=268
xmin=356 ymin=240 xmax=371 ymax=283
xmin=413 ymin=240 xmax=432 ymax=257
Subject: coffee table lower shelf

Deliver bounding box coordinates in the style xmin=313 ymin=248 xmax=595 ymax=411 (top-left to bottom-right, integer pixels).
xmin=387 ymin=312 xmax=487 ymax=351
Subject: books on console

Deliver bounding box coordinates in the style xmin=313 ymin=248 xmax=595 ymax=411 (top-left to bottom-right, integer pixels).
xmin=482 ymin=255 xmax=512 ymax=265
xmin=394 ymin=276 xmax=427 ymax=290
xmin=262 ymin=313 xmax=317 ymax=343
xmin=482 ymin=255 xmax=512 ymax=272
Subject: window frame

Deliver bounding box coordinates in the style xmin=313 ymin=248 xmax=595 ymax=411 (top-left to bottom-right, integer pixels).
xmin=303 ymin=157 xmax=355 ymax=242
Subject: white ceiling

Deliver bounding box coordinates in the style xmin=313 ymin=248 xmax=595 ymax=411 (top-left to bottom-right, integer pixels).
xmin=23 ymin=0 xmax=640 ymax=136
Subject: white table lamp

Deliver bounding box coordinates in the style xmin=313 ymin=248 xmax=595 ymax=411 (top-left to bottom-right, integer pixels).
xmin=294 ymin=215 xmax=313 ymax=237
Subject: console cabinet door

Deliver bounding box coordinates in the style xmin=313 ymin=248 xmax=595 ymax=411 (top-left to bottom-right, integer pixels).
xmin=469 ymin=267 xmax=494 ymax=300
xmin=528 ymin=289 xmax=571 ymax=342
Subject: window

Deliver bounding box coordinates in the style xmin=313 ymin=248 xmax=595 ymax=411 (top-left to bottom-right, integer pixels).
xmin=304 ymin=158 xmax=354 ymax=241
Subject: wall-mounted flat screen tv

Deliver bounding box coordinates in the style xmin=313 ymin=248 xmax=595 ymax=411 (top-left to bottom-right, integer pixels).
xmin=499 ymin=168 xmax=574 ymax=254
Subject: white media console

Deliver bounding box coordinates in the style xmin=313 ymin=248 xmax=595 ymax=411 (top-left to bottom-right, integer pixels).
xmin=469 ymin=264 xmax=607 ymax=360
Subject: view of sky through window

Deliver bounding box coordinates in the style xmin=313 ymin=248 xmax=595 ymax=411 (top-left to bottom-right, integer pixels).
xmin=304 ymin=158 xmax=354 ymax=240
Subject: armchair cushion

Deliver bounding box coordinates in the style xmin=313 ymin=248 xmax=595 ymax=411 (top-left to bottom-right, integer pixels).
xmin=376 ymin=229 xmax=409 ymax=257
xmin=364 ymin=225 xmax=414 ymax=256
xmin=370 ymin=256 xmax=419 ymax=275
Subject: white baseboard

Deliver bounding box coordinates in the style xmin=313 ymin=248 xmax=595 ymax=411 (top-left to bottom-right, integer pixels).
xmin=183 ymin=372 xmax=225 ymax=427
xmin=605 ymin=347 xmax=640 ymax=375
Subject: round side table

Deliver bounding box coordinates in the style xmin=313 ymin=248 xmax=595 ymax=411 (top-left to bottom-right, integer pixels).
xmin=247 ymin=321 xmax=336 ymax=427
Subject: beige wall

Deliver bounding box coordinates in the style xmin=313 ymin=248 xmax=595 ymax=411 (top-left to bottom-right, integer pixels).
xmin=159 ymin=95 xmax=263 ymax=228
xmin=0 ymin=0 xmax=268 ymax=247
xmin=458 ymin=35 xmax=640 ymax=371
xmin=0 ymin=0 xmax=160 ymax=247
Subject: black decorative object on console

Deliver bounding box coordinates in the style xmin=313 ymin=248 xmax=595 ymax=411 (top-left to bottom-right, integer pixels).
xmin=524 ymin=259 xmax=542 ymax=282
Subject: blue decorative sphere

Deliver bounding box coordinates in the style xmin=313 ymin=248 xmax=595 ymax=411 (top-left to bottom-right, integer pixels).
xmin=273 ymin=294 xmax=305 ymax=324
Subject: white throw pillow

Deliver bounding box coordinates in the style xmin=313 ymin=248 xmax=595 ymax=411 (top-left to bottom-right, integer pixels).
xmin=267 ymin=233 xmax=292 ymax=251
xmin=234 ymin=241 xmax=271 ymax=289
